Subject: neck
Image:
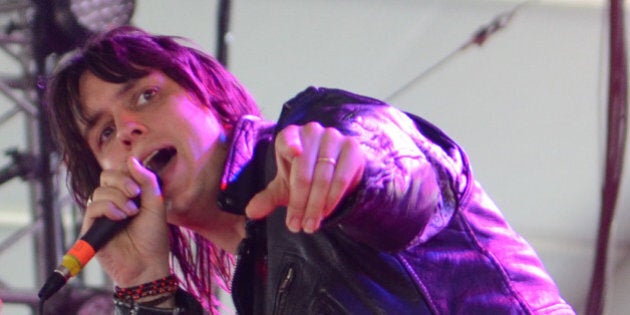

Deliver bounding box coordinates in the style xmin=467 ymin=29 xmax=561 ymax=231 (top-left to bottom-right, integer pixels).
xmin=172 ymin=206 xmax=246 ymax=254
xmin=195 ymin=212 xmax=247 ymax=254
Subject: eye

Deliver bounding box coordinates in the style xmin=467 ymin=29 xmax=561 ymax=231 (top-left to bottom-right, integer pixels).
xmin=98 ymin=124 xmax=115 ymax=146
xmin=137 ymin=88 xmax=158 ymax=106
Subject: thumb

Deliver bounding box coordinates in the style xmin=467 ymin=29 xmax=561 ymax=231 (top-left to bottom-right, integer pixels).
xmin=127 ymin=157 xmax=162 ymax=210
xmin=245 ymin=179 xmax=287 ymax=219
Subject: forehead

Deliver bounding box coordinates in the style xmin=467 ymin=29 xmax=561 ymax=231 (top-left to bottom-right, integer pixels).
xmin=77 ymin=70 xmax=166 ymax=114
xmin=79 ymin=70 xmax=135 ymax=105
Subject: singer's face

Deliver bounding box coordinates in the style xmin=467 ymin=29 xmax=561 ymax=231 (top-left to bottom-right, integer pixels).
xmin=77 ymin=70 xmax=228 ymax=221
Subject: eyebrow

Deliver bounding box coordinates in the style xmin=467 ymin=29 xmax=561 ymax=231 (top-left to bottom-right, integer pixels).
xmin=116 ymin=79 xmax=138 ymax=99
xmin=80 ymin=79 xmax=139 ymax=138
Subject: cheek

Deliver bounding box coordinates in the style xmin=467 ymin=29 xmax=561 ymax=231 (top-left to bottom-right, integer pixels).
xmin=100 ymin=158 xmax=116 ymax=170
xmin=188 ymin=121 xmax=222 ymax=154
xmin=182 ymin=106 xmax=223 ymax=143
xmin=98 ymin=149 xmax=128 ymax=171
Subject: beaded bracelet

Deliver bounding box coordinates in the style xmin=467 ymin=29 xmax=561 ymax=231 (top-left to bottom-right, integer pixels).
xmin=114 ymin=274 xmax=179 ymax=302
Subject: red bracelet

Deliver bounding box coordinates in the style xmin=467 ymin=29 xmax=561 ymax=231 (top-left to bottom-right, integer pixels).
xmin=114 ymin=274 xmax=179 ymax=302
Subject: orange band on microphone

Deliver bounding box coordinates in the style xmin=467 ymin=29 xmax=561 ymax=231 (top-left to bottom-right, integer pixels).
xmin=67 ymin=239 xmax=96 ymax=267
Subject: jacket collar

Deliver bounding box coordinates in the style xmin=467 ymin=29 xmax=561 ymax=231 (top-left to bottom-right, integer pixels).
xmin=217 ymin=115 xmax=276 ymax=215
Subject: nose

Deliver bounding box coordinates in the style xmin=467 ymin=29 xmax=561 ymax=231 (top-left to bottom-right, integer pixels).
xmin=116 ymin=119 xmax=147 ymax=147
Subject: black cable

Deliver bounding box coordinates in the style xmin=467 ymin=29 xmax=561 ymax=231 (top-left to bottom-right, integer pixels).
xmin=384 ymin=1 xmax=534 ymax=103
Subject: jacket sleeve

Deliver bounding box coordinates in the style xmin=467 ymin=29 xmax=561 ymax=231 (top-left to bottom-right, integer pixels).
xmin=276 ymin=87 xmax=463 ymax=252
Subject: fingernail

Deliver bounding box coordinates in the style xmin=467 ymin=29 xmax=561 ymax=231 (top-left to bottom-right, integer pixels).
xmin=126 ymin=182 xmax=140 ymax=197
xmin=113 ymin=209 xmax=128 ymax=220
xmin=288 ymin=217 xmax=301 ymax=233
xmin=125 ymin=200 xmax=139 ymax=213
xmin=303 ymin=218 xmax=316 ymax=234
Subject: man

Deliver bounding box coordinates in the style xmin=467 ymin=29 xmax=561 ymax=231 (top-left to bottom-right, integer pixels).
xmin=45 ymin=26 xmax=574 ymax=314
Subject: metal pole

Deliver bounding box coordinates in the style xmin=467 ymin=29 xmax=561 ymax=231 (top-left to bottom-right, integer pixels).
xmin=586 ymin=0 xmax=628 ymax=313
xmin=30 ymin=0 xmax=64 ymax=298
xmin=216 ymin=0 xmax=232 ymax=67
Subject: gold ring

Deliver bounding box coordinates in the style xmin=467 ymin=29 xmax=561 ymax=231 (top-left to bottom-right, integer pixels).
xmin=316 ymin=157 xmax=337 ymax=166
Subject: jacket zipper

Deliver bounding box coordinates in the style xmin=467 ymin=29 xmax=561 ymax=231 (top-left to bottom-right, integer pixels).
xmin=273 ymin=265 xmax=295 ymax=314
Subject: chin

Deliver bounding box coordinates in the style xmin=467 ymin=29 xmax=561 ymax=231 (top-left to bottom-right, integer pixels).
xmin=164 ymin=199 xmax=173 ymax=213
xmin=164 ymin=197 xmax=186 ymax=218
xmin=165 ymin=194 xmax=199 ymax=224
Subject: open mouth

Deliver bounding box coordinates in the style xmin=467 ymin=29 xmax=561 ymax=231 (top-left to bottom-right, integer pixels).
xmin=142 ymin=147 xmax=177 ymax=174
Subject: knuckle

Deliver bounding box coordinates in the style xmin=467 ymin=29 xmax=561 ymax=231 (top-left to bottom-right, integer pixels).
xmin=343 ymin=135 xmax=360 ymax=149
xmin=305 ymin=121 xmax=323 ymax=129
xmin=312 ymin=175 xmax=329 ymax=190
xmin=323 ymin=126 xmax=341 ymax=137
xmin=278 ymin=124 xmax=298 ymax=139
xmin=333 ymin=172 xmax=352 ymax=190
xmin=293 ymin=172 xmax=311 ymax=187
xmin=307 ymin=199 xmax=326 ymax=213
xmin=287 ymin=200 xmax=305 ymax=214
xmin=303 ymin=122 xmax=324 ymax=135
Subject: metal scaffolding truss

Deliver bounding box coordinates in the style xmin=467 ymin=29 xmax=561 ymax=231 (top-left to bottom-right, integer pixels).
xmin=0 ymin=1 xmax=108 ymax=313
xmin=0 ymin=0 xmax=58 ymax=308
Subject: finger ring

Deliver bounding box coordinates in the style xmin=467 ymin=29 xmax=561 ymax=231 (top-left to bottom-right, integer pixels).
xmin=316 ymin=157 xmax=337 ymax=166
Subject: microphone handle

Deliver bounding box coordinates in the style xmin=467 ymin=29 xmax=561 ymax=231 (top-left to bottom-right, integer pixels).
xmin=38 ymin=197 xmax=138 ymax=301
xmin=83 ymin=216 xmax=132 ymax=251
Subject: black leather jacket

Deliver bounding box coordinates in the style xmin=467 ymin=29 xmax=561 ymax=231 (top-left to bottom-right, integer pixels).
xmin=218 ymin=87 xmax=575 ymax=314
xmin=116 ymin=87 xmax=575 ymax=314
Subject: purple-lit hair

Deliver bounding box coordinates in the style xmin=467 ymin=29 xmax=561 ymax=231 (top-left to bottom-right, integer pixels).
xmin=45 ymin=26 xmax=261 ymax=312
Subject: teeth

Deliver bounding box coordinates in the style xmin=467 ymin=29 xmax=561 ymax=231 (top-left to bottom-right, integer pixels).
xmin=142 ymin=150 xmax=160 ymax=168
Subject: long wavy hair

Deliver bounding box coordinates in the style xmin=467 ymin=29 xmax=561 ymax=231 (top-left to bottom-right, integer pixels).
xmin=45 ymin=26 xmax=261 ymax=312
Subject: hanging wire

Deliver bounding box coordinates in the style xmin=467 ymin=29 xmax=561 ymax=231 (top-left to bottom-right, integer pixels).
xmin=384 ymin=1 xmax=536 ymax=103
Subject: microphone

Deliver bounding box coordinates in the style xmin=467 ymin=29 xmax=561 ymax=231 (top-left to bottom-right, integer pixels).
xmin=38 ymin=174 xmax=161 ymax=301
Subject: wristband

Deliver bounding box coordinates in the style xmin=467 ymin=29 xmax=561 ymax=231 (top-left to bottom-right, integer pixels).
xmin=114 ymin=274 xmax=179 ymax=303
